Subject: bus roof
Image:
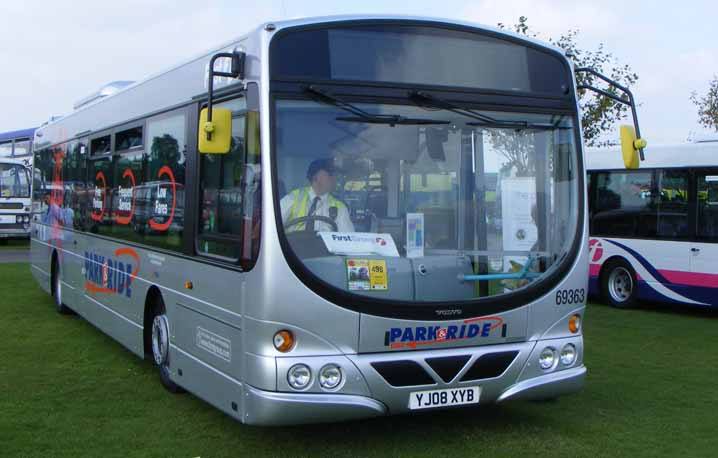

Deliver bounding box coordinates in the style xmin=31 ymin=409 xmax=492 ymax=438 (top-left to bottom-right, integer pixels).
xmin=586 ymin=141 xmax=718 ymax=170
xmin=0 ymin=128 xmax=36 ymax=143
xmin=34 ymin=15 xmax=568 ymax=150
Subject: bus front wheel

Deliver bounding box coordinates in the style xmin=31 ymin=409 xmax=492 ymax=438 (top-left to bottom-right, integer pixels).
xmin=601 ymin=259 xmax=638 ymax=308
xmin=150 ymin=298 xmax=184 ymax=394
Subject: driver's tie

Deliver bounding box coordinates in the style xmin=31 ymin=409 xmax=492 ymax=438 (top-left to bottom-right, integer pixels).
xmin=305 ymin=196 xmax=321 ymax=232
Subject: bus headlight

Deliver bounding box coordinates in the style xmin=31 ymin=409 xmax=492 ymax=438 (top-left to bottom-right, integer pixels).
xmin=16 ymin=215 xmax=22 ymax=223
xmin=560 ymin=344 xmax=577 ymax=366
xmin=23 ymin=215 xmax=30 ymax=223
xmin=287 ymin=364 xmax=311 ymax=390
xmin=539 ymin=347 xmax=556 ymax=370
xmin=318 ymin=364 xmax=342 ymax=390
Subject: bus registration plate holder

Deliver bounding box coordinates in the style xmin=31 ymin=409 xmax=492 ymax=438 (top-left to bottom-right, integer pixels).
xmin=408 ymin=386 xmax=480 ymax=410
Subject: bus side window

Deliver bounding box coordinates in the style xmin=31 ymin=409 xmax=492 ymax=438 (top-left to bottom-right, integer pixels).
xmin=197 ymin=97 xmax=261 ymax=269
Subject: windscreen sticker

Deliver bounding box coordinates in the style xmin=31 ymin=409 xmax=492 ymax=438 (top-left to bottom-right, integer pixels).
xmin=347 ymin=259 xmax=388 ymax=291
xmin=320 ymin=232 xmax=400 ymax=257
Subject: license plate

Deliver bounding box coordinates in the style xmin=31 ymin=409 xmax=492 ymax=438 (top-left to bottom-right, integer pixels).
xmin=0 ymin=215 xmax=14 ymax=224
xmin=408 ymin=386 xmax=481 ymax=410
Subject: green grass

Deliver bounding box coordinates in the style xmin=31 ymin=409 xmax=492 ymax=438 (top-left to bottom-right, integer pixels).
xmin=2 ymin=262 xmax=718 ymax=458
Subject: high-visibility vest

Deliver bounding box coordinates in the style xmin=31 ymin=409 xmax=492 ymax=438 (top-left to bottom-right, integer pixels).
xmin=287 ymin=186 xmax=346 ymax=232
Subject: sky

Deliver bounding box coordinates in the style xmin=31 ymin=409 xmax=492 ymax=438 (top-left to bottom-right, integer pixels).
xmin=1 ymin=0 xmax=716 ymax=145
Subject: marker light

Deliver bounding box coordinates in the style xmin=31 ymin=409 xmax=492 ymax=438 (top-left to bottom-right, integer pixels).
xmin=539 ymin=347 xmax=556 ymax=370
xmin=273 ymin=330 xmax=295 ymax=353
xmin=287 ymin=364 xmax=311 ymax=390
xmin=560 ymin=344 xmax=577 ymax=366
xmin=319 ymin=364 xmax=342 ymax=390
xmin=568 ymin=314 xmax=581 ymax=334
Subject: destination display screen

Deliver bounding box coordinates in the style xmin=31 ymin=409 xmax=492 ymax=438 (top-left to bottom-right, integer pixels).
xmin=271 ymin=24 xmax=570 ymax=95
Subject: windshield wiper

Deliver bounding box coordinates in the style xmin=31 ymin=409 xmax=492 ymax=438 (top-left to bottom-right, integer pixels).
xmin=408 ymin=90 xmax=569 ymax=131
xmin=304 ymin=86 xmax=449 ymax=127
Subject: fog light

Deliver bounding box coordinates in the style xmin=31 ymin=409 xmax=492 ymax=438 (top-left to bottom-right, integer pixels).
xmin=539 ymin=347 xmax=556 ymax=370
xmin=319 ymin=364 xmax=342 ymax=389
xmin=287 ymin=364 xmax=311 ymax=390
xmin=568 ymin=314 xmax=581 ymax=334
xmin=273 ymin=330 xmax=295 ymax=353
xmin=560 ymin=344 xmax=577 ymax=366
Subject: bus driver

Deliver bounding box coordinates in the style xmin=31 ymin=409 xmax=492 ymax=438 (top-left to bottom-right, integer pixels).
xmin=280 ymin=158 xmax=355 ymax=233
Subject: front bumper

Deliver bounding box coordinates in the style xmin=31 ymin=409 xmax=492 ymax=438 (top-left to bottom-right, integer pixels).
xmin=243 ymin=385 xmax=387 ymax=425
xmin=242 ymin=362 xmax=586 ymax=426
xmin=497 ymin=365 xmax=586 ymax=402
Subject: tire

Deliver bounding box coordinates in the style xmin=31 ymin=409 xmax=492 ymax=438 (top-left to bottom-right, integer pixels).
xmin=150 ymin=297 xmax=184 ymax=393
xmin=601 ymin=259 xmax=638 ymax=308
xmin=51 ymin=257 xmax=73 ymax=315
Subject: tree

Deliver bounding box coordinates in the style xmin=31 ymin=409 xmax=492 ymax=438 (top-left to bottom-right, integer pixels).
xmin=691 ymin=77 xmax=718 ymax=131
xmin=498 ymin=16 xmax=639 ymax=147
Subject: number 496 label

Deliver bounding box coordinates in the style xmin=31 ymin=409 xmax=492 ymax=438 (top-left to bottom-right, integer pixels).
xmin=556 ymin=288 xmax=585 ymax=305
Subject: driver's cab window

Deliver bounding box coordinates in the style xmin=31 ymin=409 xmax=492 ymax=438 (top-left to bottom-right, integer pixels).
xmin=197 ymin=97 xmax=261 ymax=268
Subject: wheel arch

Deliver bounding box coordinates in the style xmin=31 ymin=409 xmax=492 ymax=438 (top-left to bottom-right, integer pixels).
xmin=50 ymin=249 xmax=59 ymax=291
xmin=598 ymin=255 xmax=633 ymax=285
xmin=143 ymin=285 xmax=164 ymax=357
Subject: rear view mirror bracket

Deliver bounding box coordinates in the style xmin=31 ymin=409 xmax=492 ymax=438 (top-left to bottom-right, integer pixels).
xmin=575 ymin=67 xmax=647 ymax=161
xmin=205 ymin=51 xmax=246 ymax=141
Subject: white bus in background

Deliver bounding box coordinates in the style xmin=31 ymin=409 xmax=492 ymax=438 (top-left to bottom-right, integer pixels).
xmin=0 ymin=157 xmax=32 ymax=242
xmin=587 ymin=138 xmax=718 ymax=308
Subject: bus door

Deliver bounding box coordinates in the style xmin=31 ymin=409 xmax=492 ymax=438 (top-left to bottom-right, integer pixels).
xmin=691 ymin=170 xmax=718 ymax=304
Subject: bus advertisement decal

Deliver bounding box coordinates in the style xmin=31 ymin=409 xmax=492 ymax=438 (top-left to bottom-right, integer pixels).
xmin=384 ymin=317 xmax=504 ymax=349
xmin=148 ymin=166 xmax=176 ymax=232
xmin=84 ymin=248 xmax=140 ymax=297
xmin=114 ymin=168 xmax=136 ymax=225
xmin=90 ymin=171 xmax=107 ymax=222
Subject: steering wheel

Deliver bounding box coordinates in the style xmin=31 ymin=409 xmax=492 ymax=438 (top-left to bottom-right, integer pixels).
xmin=284 ymin=215 xmax=338 ymax=232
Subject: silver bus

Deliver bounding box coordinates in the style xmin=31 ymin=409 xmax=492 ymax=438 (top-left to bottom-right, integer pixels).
xmin=30 ymin=16 xmax=643 ymax=425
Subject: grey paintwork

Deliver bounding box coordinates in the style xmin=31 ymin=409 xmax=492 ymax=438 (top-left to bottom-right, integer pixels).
xmin=30 ymin=15 xmax=587 ymax=425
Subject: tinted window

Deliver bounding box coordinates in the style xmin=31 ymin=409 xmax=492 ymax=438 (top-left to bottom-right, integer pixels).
xmin=656 ymin=170 xmax=688 ymax=238
xmin=115 ymin=126 xmax=143 ymax=151
xmin=198 ymin=98 xmax=262 ymax=268
xmin=697 ymin=173 xmax=718 ymax=240
xmin=133 ymin=111 xmax=187 ymax=250
xmin=63 ymin=141 xmax=88 ymax=229
xmin=91 ymin=135 xmax=111 ymax=156
xmin=593 ymin=171 xmax=654 ymax=237
xmin=271 ymin=25 xmax=568 ymax=95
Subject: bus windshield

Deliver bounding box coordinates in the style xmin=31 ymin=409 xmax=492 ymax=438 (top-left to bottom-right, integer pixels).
xmin=0 ymin=163 xmax=30 ymax=198
xmin=275 ymin=98 xmax=579 ymax=303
